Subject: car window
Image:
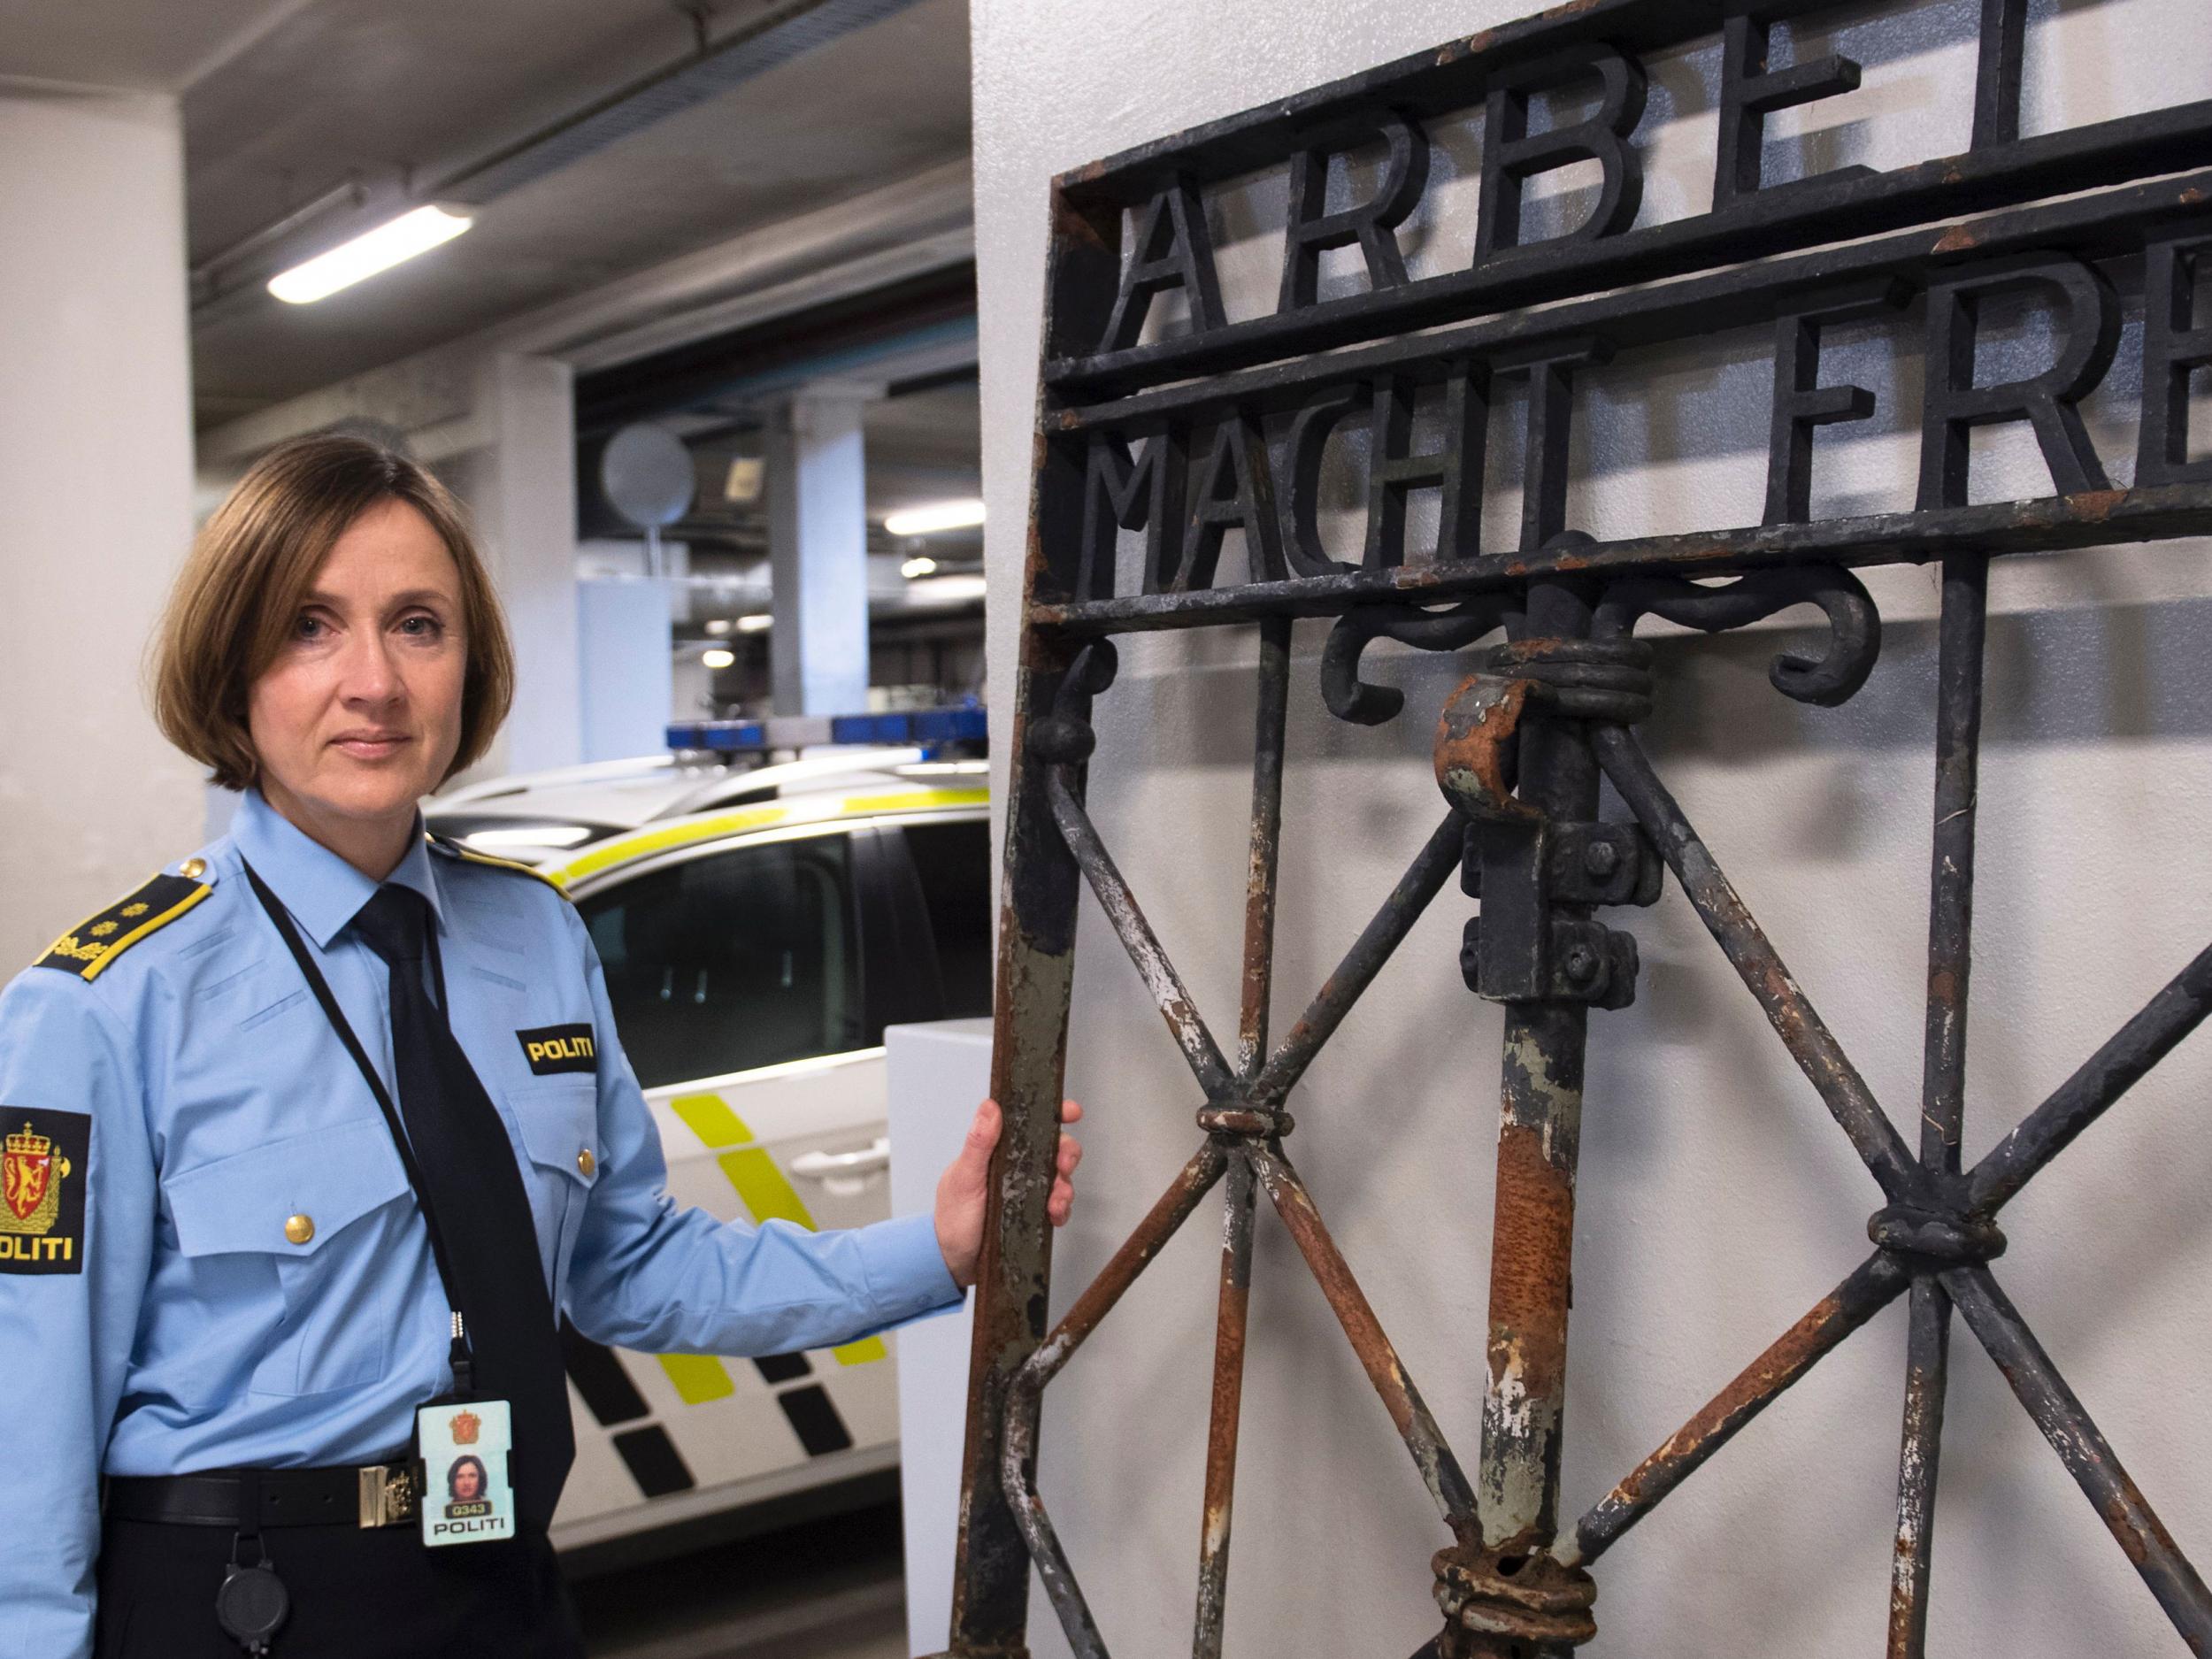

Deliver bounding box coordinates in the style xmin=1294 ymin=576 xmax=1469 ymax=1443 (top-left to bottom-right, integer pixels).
xmin=578 ymin=833 xmax=863 ymax=1089
xmin=901 ymin=818 xmax=993 ymax=1018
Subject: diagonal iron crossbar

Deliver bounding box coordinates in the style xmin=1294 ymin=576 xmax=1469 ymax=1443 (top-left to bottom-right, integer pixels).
xmin=939 ymin=4 xmax=2212 ymax=1653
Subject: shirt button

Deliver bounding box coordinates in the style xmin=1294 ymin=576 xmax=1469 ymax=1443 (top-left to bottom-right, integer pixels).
xmin=576 ymin=1148 xmax=595 ymax=1177
xmin=284 ymin=1213 xmax=315 ymax=1246
xmin=180 ymin=857 xmax=207 ymax=879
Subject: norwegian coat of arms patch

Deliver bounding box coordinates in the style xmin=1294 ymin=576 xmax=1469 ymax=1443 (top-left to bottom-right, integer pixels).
xmin=0 ymin=1111 xmax=89 ymax=1274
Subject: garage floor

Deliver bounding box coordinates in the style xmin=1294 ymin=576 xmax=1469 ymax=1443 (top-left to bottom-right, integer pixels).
xmin=572 ymin=1500 xmax=908 ymax=1659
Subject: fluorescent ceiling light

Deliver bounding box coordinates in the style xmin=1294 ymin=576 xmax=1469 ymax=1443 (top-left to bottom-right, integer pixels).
xmin=463 ymin=825 xmax=590 ymax=851
xmin=900 ymin=556 xmax=939 ymax=580
xmin=701 ymin=647 xmax=736 ymax=669
xmin=268 ymin=206 xmax=473 ymax=304
xmin=884 ymin=498 xmax=986 ymax=537
xmin=735 ymin=613 xmax=773 ymax=633
xmin=703 ymin=618 xmax=733 ymax=635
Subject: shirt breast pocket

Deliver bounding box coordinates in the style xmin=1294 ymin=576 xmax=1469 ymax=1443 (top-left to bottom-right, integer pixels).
xmin=509 ymin=1079 xmax=600 ymax=1310
xmin=163 ymin=1118 xmax=415 ymax=1398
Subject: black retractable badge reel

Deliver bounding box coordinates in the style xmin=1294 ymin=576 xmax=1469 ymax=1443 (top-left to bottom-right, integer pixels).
xmin=242 ymin=865 xmax=520 ymax=1574
xmin=214 ymin=1470 xmax=288 ymax=1656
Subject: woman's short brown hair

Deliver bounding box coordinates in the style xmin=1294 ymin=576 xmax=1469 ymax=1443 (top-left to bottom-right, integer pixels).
xmin=150 ymin=434 xmax=515 ymax=791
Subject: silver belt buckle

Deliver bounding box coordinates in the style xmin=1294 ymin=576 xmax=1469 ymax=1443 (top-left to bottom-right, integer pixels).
xmin=357 ymin=1463 xmax=418 ymax=1529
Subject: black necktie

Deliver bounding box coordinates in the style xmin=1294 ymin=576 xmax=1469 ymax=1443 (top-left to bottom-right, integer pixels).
xmin=350 ymin=884 xmax=574 ymax=1531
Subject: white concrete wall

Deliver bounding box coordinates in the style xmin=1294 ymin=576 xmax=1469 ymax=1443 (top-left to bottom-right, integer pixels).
xmin=577 ymin=577 xmax=675 ymax=762
xmin=0 ymin=87 xmax=203 ymax=961
xmin=470 ymin=352 xmax=583 ymax=776
xmin=971 ymin=3 xmax=2212 ymax=1655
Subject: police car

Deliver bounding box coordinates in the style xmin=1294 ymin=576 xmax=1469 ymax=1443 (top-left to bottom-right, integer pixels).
xmin=426 ymin=707 xmax=990 ymax=1555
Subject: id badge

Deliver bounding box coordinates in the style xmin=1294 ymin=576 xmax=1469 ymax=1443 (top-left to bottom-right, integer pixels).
xmin=415 ymin=1399 xmax=515 ymax=1548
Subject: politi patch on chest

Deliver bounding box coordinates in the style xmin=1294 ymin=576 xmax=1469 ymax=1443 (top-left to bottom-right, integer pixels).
xmin=516 ymin=1023 xmax=596 ymax=1076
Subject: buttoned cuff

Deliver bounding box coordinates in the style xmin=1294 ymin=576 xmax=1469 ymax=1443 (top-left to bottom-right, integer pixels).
xmin=855 ymin=1211 xmax=964 ymax=1327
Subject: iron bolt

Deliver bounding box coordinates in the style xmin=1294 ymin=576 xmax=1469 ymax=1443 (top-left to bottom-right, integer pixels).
xmin=1563 ymin=943 xmax=1599 ymax=983
xmin=1582 ymin=840 xmax=1620 ymax=879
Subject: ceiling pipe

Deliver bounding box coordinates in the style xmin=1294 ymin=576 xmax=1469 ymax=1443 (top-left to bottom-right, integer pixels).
xmin=434 ymin=0 xmax=932 ymax=206
xmin=190 ymin=0 xmax=930 ymax=315
xmin=189 ymin=173 xmax=370 ymax=308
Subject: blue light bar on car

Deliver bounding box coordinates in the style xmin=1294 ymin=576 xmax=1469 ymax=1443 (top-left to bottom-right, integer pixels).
xmin=828 ymin=707 xmax=988 ymax=746
xmin=664 ymin=719 xmax=768 ymax=752
xmin=666 ymin=703 xmax=987 ymax=755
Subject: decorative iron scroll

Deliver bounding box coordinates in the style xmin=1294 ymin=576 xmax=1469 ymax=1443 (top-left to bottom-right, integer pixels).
xmin=940 ymin=1 xmax=2212 ymax=1655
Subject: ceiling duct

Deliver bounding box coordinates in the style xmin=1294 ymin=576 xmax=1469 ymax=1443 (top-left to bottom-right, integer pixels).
xmin=435 ymin=0 xmax=930 ymax=207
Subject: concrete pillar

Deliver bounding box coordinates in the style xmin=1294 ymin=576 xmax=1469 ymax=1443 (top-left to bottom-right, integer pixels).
xmin=463 ymin=352 xmax=582 ymax=776
xmin=766 ymin=388 xmax=872 ymax=716
xmin=0 ymin=87 xmax=202 ymax=961
xmin=578 ymin=578 xmax=676 ymax=761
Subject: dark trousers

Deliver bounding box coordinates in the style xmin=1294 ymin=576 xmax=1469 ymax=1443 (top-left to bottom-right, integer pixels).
xmin=95 ymin=1517 xmax=585 ymax=1659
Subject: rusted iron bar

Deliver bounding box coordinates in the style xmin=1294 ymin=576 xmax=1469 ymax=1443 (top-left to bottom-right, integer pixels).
xmin=1249 ymin=810 xmax=1463 ymax=1104
xmin=1052 ymin=106 xmax=2212 ymax=396
xmin=1890 ymin=556 xmax=1988 ymax=1658
xmin=1194 ymin=624 xmax=1292 ymax=1658
xmin=1033 ymin=479 xmax=2212 ymax=637
xmin=1965 ymin=938 xmax=2212 ymax=1214
xmin=1239 ymin=617 xmax=1292 ymax=1075
xmin=1046 ymin=768 xmax=1237 ymax=1099
xmin=1247 ymin=1140 xmax=1480 ymax=1541
xmin=1194 ymin=1151 xmax=1257 ymax=1659
xmin=1592 ymin=724 xmax=1924 ymax=1198
xmin=1569 ymin=1251 xmax=1912 ymax=1567
xmin=1476 ymin=588 xmax=1600 ymax=1584
xmin=1000 ymin=1143 xmax=1232 ymax=1659
xmin=1050 ymin=168 xmax=2212 ymax=433
xmin=948 ymin=634 xmax=1089 ymax=1658
xmin=1943 ymin=1265 xmax=2212 ymax=1652
xmin=1920 ymin=557 xmax=1985 ymax=1174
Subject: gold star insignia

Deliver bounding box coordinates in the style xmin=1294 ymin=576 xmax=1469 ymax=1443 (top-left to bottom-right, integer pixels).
xmin=88 ymin=922 xmax=118 ymax=937
xmin=119 ymin=903 xmax=150 ymax=918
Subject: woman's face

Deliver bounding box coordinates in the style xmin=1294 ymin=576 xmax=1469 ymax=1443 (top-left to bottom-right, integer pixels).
xmin=248 ymin=498 xmax=467 ymax=843
xmin=453 ymin=1461 xmax=482 ymax=1500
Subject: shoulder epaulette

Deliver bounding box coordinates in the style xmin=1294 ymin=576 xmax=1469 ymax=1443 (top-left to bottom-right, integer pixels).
xmin=426 ymin=834 xmax=572 ymax=900
xmin=36 ymin=870 xmax=215 ymax=980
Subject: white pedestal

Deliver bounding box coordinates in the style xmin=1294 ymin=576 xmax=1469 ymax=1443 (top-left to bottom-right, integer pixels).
xmin=886 ymin=1017 xmax=992 ymax=1657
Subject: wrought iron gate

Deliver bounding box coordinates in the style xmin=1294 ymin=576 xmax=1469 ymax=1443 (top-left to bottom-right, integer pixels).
xmin=936 ymin=1 xmax=2212 ymax=1652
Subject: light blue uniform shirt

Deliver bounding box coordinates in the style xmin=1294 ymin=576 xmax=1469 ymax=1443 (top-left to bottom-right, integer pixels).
xmin=0 ymin=787 xmax=959 ymax=1659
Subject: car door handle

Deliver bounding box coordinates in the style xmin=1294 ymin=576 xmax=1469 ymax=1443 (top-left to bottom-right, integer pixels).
xmin=790 ymin=1138 xmax=890 ymax=1179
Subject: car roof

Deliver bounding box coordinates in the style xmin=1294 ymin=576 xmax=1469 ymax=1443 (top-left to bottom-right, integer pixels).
xmin=424 ymin=745 xmax=987 ymax=877
xmin=544 ymin=778 xmax=989 ymax=893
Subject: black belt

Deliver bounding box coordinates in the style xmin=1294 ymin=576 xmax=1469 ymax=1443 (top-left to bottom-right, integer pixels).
xmin=106 ymin=1460 xmax=423 ymax=1530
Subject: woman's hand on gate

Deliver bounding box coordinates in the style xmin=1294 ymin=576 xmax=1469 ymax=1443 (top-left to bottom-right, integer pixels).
xmin=935 ymin=1097 xmax=1084 ymax=1289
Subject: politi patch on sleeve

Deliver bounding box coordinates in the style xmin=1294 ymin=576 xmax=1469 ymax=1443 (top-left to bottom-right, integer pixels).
xmin=36 ymin=872 xmax=212 ymax=980
xmin=517 ymin=1024 xmax=597 ymax=1076
xmin=0 ymin=1110 xmax=89 ymax=1274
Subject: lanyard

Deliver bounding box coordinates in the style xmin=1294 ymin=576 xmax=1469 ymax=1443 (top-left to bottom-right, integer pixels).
xmin=240 ymin=858 xmax=478 ymax=1397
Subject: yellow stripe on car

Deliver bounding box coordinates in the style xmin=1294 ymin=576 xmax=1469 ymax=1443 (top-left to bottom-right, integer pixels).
xmin=835 ymin=786 xmax=987 ymax=815
xmin=546 ymin=786 xmax=987 ymax=887
xmin=657 ymin=1353 xmax=737 ymax=1404
xmin=550 ymin=803 xmax=790 ymax=886
xmin=669 ymin=1093 xmax=754 ymax=1149
xmin=717 ymin=1148 xmax=816 ymax=1230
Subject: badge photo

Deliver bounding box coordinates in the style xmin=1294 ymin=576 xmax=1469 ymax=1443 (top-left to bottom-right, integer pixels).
xmin=0 ymin=1110 xmax=89 ymax=1275
xmin=416 ymin=1399 xmax=516 ymax=1548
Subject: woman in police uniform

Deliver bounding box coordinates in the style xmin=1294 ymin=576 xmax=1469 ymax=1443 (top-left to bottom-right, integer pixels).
xmin=0 ymin=434 xmax=1080 ymax=1658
